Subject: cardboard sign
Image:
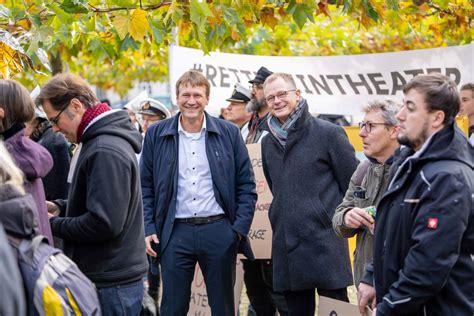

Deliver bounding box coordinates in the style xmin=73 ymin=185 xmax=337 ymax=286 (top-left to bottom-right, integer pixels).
xmin=318 ymin=295 xmax=371 ymax=316
xmin=187 ymin=260 xmax=244 ymax=316
xmin=246 ymin=143 xmax=273 ymax=259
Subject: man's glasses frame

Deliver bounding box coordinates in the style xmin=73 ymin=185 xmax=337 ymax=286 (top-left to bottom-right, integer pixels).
xmin=265 ymin=89 xmax=296 ymax=105
xmin=358 ymin=121 xmax=391 ymax=133
xmin=49 ymin=102 xmax=70 ymax=126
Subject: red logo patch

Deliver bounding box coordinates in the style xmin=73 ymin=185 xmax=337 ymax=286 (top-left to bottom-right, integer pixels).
xmin=427 ymin=217 xmax=438 ymax=229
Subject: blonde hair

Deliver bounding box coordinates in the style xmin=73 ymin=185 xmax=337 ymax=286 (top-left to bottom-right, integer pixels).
xmin=0 ymin=141 xmax=25 ymax=194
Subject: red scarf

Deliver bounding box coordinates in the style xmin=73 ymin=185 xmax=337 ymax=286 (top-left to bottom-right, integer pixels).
xmin=76 ymin=103 xmax=111 ymax=143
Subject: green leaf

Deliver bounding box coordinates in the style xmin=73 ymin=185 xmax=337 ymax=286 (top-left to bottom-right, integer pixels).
xmin=386 ymin=0 xmax=399 ymax=10
xmin=119 ymin=34 xmax=139 ymax=51
xmin=150 ymin=24 xmax=165 ymax=45
xmin=293 ymin=4 xmax=313 ymax=29
xmin=190 ymin=0 xmax=213 ymax=30
xmin=366 ymin=1 xmax=379 ymax=22
xmin=60 ymin=0 xmax=89 ymax=14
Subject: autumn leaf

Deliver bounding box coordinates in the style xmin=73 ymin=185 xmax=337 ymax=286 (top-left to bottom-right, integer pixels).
xmin=231 ymin=29 xmax=240 ymax=41
xmin=112 ymin=14 xmax=130 ymax=40
xmin=129 ymin=9 xmax=150 ymax=41
xmin=260 ymin=7 xmax=278 ymax=29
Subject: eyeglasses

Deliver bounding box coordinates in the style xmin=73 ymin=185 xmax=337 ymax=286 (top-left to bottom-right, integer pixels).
xmin=265 ymin=89 xmax=295 ymax=105
xmin=49 ymin=103 xmax=69 ymax=126
xmin=358 ymin=121 xmax=391 ymax=133
xmin=249 ymin=84 xmax=263 ymax=91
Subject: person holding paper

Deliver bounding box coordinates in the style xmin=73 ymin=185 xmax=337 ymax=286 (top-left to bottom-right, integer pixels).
xmin=359 ymin=73 xmax=473 ymax=315
xmin=333 ymin=99 xmax=400 ymax=287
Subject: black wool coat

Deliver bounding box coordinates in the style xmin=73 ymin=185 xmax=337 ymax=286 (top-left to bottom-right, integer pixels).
xmin=262 ymin=101 xmax=358 ymax=292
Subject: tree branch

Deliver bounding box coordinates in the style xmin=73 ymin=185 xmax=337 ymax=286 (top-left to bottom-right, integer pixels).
xmin=88 ymin=1 xmax=172 ymax=13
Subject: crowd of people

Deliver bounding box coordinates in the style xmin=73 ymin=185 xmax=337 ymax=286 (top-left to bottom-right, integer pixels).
xmin=0 ymin=69 xmax=472 ymax=316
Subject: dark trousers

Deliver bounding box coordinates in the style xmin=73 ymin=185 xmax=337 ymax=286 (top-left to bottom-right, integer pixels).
xmin=147 ymin=262 xmax=160 ymax=313
xmin=242 ymin=259 xmax=288 ymax=316
xmin=160 ymin=219 xmax=239 ymax=316
xmin=283 ymin=287 xmax=348 ymax=316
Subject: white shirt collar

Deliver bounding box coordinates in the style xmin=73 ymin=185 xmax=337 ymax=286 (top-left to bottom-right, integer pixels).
xmin=178 ymin=113 xmax=207 ymax=136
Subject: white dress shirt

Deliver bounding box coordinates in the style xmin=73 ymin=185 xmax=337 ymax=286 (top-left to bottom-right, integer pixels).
xmin=175 ymin=115 xmax=225 ymax=218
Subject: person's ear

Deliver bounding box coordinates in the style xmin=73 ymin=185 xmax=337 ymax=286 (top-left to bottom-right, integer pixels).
xmin=389 ymin=125 xmax=399 ymax=140
xmin=431 ymin=110 xmax=445 ymax=129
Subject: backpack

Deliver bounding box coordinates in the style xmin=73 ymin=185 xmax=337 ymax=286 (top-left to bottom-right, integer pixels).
xmin=11 ymin=235 xmax=101 ymax=316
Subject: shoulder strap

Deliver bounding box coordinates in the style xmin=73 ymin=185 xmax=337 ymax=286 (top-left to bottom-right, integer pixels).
xmin=355 ymin=160 xmax=371 ymax=186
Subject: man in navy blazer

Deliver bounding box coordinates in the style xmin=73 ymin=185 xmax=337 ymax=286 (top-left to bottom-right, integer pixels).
xmin=141 ymin=70 xmax=257 ymax=316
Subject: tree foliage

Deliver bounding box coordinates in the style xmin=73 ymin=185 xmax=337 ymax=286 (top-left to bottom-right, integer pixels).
xmin=0 ymin=0 xmax=471 ymax=96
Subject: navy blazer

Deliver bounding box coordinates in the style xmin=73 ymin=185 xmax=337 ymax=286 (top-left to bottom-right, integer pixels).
xmin=141 ymin=112 xmax=257 ymax=259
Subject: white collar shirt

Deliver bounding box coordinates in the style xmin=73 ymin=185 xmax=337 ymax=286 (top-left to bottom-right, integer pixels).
xmin=175 ymin=115 xmax=224 ymax=218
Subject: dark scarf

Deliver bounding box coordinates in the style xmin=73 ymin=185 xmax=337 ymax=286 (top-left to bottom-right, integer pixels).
xmin=246 ymin=112 xmax=265 ymax=144
xmin=76 ymin=103 xmax=111 ymax=143
xmin=469 ymin=125 xmax=473 ymax=137
xmin=0 ymin=122 xmax=25 ymax=141
xmin=266 ymin=98 xmax=306 ymax=147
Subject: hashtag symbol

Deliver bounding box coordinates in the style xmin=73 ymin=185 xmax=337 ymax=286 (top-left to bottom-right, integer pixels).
xmin=193 ymin=64 xmax=203 ymax=73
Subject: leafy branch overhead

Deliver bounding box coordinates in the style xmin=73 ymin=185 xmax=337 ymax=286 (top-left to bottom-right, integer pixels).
xmin=0 ymin=0 xmax=471 ymax=95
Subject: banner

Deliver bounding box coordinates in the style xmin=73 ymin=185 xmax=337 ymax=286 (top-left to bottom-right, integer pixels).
xmin=169 ymin=44 xmax=473 ymax=117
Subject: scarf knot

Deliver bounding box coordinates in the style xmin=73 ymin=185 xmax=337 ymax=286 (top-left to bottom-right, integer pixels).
xmin=267 ymin=98 xmax=306 ymax=147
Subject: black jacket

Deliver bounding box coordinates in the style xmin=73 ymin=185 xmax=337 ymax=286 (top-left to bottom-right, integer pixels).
xmin=262 ymin=101 xmax=358 ymax=291
xmin=50 ymin=110 xmax=148 ymax=287
xmin=371 ymin=125 xmax=474 ymax=315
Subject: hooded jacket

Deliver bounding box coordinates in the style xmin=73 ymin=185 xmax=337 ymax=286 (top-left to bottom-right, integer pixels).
xmin=50 ymin=110 xmax=148 ymax=287
xmin=371 ymin=125 xmax=474 ymax=315
xmin=2 ymin=124 xmax=53 ymax=244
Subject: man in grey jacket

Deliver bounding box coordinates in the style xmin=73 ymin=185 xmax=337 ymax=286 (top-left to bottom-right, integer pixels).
xmin=261 ymin=72 xmax=358 ymax=316
xmin=332 ymin=99 xmax=400 ymax=287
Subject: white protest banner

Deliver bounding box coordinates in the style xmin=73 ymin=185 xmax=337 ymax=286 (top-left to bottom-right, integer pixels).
xmin=169 ymin=44 xmax=473 ymax=117
xmin=246 ymin=143 xmax=273 ymax=259
xmin=187 ymin=260 xmax=244 ymax=316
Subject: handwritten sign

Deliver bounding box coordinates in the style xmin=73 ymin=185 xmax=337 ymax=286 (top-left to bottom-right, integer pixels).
xmin=247 ymin=143 xmax=273 ymax=259
xmin=318 ymin=296 xmax=371 ymax=316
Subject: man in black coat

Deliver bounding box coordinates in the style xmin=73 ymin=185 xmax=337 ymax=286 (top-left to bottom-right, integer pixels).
xmin=261 ymin=72 xmax=358 ymax=315
xmin=358 ymin=73 xmax=474 ymax=315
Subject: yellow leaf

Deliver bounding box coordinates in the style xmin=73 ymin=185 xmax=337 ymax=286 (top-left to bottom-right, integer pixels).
xmin=0 ymin=41 xmax=23 ymax=79
xmin=112 ymin=14 xmax=130 ymax=40
xmin=130 ymin=9 xmax=150 ymax=42
xmin=16 ymin=19 xmax=32 ymax=31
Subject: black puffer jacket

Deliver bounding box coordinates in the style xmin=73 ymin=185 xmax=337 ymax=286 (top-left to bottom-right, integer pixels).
xmin=372 ymin=125 xmax=474 ymax=315
xmin=50 ymin=110 xmax=147 ymax=288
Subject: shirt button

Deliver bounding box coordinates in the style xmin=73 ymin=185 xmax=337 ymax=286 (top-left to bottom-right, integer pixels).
xmin=192 ymin=167 xmax=195 ymax=170
xmin=193 ymin=198 xmax=196 ymax=200
xmin=193 ymin=182 xmax=195 ymax=185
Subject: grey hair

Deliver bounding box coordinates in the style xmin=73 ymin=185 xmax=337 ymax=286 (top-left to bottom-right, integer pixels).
xmin=0 ymin=141 xmax=25 ymax=194
xmin=362 ymin=99 xmax=402 ymax=126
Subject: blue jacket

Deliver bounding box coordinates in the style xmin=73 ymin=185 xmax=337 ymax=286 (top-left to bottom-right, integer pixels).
xmin=141 ymin=112 xmax=257 ymax=259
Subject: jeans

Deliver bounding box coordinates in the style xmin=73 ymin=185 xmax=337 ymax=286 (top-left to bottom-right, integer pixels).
xmin=97 ymin=279 xmax=144 ymax=316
